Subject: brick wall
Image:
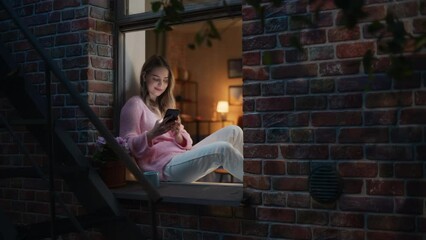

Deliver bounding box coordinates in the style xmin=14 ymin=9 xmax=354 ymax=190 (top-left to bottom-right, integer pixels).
xmin=242 ymin=0 xmax=426 ymax=239
xmin=0 ymin=0 xmax=113 ymax=229
xmin=0 ymin=0 xmax=425 ymax=239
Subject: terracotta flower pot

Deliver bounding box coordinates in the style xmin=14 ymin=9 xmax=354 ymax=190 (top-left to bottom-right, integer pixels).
xmin=99 ymin=160 xmax=127 ymax=188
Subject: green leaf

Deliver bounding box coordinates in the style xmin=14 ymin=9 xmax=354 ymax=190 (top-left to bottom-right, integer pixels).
xmin=289 ymin=35 xmax=303 ymax=52
xmin=362 ymin=49 xmax=375 ymax=76
xmin=151 ymin=1 xmax=162 ymax=12
xmin=414 ymin=36 xmax=426 ymax=52
xmin=367 ymin=21 xmax=384 ymax=34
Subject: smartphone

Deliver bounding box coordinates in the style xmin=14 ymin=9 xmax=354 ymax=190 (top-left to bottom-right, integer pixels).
xmin=164 ymin=109 xmax=180 ymax=123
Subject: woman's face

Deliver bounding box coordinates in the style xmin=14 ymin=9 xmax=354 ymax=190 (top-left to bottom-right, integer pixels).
xmin=145 ymin=66 xmax=170 ymax=101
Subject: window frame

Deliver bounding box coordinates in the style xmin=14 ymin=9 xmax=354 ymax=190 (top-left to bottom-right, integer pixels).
xmin=113 ymin=0 xmax=244 ymax=204
xmin=114 ymin=0 xmax=242 ymax=128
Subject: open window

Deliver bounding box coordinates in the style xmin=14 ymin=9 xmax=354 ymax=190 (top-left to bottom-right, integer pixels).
xmin=114 ymin=1 xmax=243 ymax=189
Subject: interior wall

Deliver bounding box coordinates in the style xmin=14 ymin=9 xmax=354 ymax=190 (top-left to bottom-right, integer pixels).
xmin=166 ymin=20 xmax=242 ymax=134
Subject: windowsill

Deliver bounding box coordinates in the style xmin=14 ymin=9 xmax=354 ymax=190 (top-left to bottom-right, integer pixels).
xmin=111 ymin=181 xmax=244 ymax=206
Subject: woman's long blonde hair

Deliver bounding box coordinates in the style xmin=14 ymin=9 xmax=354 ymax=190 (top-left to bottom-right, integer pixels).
xmin=140 ymin=55 xmax=176 ymax=115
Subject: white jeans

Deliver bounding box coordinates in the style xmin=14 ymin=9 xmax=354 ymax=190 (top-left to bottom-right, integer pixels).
xmin=163 ymin=125 xmax=244 ymax=182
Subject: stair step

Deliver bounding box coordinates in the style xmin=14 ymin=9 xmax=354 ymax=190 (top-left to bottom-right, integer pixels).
xmin=0 ymin=167 xmax=41 ymax=178
xmin=5 ymin=118 xmax=46 ymax=126
xmin=16 ymin=214 xmax=126 ymax=239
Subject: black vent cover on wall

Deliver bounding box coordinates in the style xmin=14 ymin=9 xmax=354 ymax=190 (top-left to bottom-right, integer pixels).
xmin=308 ymin=164 xmax=342 ymax=204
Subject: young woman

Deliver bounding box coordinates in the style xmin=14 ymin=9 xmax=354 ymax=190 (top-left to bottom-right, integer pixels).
xmin=119 ymin=55 xmax=243 ymax=182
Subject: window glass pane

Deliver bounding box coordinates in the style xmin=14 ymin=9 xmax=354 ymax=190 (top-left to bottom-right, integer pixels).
xmin=124 ymin=30 xmax=164 ymax=100
xmin=126 ymin=0 xmax=149 ymax=15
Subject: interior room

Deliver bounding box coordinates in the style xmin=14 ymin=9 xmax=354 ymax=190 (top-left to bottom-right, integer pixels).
xmin=123 ymin=18 xmax=243 ymax=142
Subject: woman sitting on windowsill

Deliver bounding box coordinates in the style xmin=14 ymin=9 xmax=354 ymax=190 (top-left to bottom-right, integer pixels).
xmin=119 ymin=55 xmax=243 ymax=183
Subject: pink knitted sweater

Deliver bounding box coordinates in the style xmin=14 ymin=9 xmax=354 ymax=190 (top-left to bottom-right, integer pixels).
xmin=119 ymin=96 xmax=193 ymax=180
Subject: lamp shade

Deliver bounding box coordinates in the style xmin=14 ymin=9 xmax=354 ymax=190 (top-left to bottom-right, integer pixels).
xmin=216 ymin=101 xmax=229 ymax=113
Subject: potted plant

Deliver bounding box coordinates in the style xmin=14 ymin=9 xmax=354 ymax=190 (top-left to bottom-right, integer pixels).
xmin=93 ymin=136 xmax=129 ymax=188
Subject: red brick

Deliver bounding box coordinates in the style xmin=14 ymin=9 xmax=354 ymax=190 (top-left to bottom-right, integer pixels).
xmin=243 ymin=160 xmax=261 ymax=174
xmin=241 ymin=221 xmax=268 ymax=237
xmin=400 ymin=109 xmax=426 ymax=124
xmin=290 ymin=129 xmax=313 ymax=143
xmin=368 ymin=215 xmax=415 ymax=231
xmin=287 ymin=193 xmax=310 ymax=208
xmin=339 ymin=162 xmax=378 ymax=177
xmin=244 ymin=100 xmax=256 ymax=114
xmin=263 ymin=192 xmax=286 ymax=206
xmin=271 ymin=63 xmax=318 ymax=79
xmin=319 ymin=60 xmax=360 ymax=76
xmin=242 ymin=114 xmax=261 ymax=128
xmin=415 ymin=90 xmax=426 ymax=105
xmin=243 ymin=51 xmax=260 ymax=66
xmin=243 ymin=83 xmax=260 ymax=96
xmin=379 ymin=163 xmax=394 ymax=178
xmin=244 ymin=144 xmax=278 ymax=159
xmin=244 ymin=129 xmax=265 ymax=143
xmin=287 ymin=79 xmax=309 ymax=95
xmin=264 ymin=160 xmax=285 ymax=175
xmin=266 ymin=128 xmax=289 ymax=143
xmin=96 ymin=20 xmax=113 ymax=33
xmin=315 ymin=128 xmax=336 ymax=143
xmin=328 ymin=93 xmax=363 ymax=109
xmin=242 ymin=6 xmax=258 ymax=21
xmin=300 ymin=29 xmax=326 ymax=45
xmin=337 ymin=75 xmax=391 ymax=92
xmin=297 ymin=210 xmax=328 ymax=225
xmin=262 ymin=81 xmax=285 ymax=96
xmin=87 ymin=81 xmax=112 ymax=93
xmin=342 ymin=179 xmax=363 ymax=194
xmin=313 ymin=228 xmax=364 ymax=240
xmin=330 ymin=212 xmax=364 ymax=228
xmin=310 ymin=46 xmax=335 ymax=61
xmin=339 ymin=196 xmax=393 ymax=212
xmin=242 ymin=21 xmax=263 ymax=36
xmin=90 ymin=56 xmax=113 ymax=69
xmin=388 ymin=1 xmax=418 ymax=18
xmin=366 ymin=92 xmax=412 ymax=108
xmin=407 ymin=180 xmax=426 ymax=197
xmin=53 ymin=0 xmax=80 ymax=10
xmin=312 ymin=111 xmax=362 ymax=126
xmin=270 ymin=224 xmax=311 ymax=239
xmin=328 ymin=27 xmax=361 ymax=42
xmin=281 ymin=145 xmax=328 ymax=159
xmin=71 ymin=18 xmax=89 ymax=31
xmin=243 ymin=35 xmax=276 ymax=51
xmin=367 ymin=231 xmax=423 ymax=240
xmin=256 ymin=97 xmax=293 ymax=111
xmin=295 ymin=96 xmax=326 ymax=110
xmin=366 ymin=145 xmax=413 ymax=161
xmin=364 ymin=110 xmax=397 ymax=125
xmin=337 ymin=42 xmax=375 ymax=58
xmin=55 ymin=33 xmax=80 ymax=45
xmin=286 ymin=161 xmax=310 ymax=175
xmin=338 ymin=127 xmax=388 ymax=143
xmin=200 ymin=217 xmax=240 ymax=233
xmin=395 ymin=163 xmax=423 ymax=178
xmin=331 ymin=145 xmax=363 ymax=160
xmin=395 ymin=198 xmax=424 ymax=215
xmin=366 ymin=179 xmax=404 ymax=196
xmin=243 ymin=66 xmax=269 ymax=80
xmin=257 ymin=207 xmax=295 ymax=222
xmin=272 ymin=177 xmax=308 ymax=191
xmin=243 ymin=175 xmax=271 ymax=190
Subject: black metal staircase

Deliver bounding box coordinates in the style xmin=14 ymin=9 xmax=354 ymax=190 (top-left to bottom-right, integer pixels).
xmin=0 ymin=0 xmax=161 ymax=239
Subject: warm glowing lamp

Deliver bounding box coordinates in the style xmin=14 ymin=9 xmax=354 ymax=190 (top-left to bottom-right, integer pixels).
xmin=216 ymin=101 xmax=229 ymax=121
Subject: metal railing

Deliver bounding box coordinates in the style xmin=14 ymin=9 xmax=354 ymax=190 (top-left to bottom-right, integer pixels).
xmin=0 ymin=2 xmax=162 ymax=238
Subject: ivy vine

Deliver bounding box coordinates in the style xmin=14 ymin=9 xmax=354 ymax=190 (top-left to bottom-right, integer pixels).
xmin=151 ymin=0 xmax=426 ymax=80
